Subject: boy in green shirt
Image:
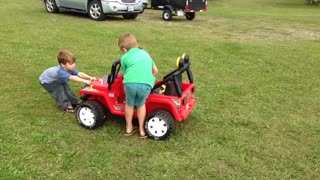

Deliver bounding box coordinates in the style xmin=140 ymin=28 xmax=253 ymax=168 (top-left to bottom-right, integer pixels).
xmin=118 ymin=33 xmax=158 ymax=138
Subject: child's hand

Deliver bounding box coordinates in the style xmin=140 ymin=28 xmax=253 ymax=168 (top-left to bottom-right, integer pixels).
xmin=85 ymin=80 xmax=91 ymax=85
xmin=90 ymin=77 xmax=97 ymax=81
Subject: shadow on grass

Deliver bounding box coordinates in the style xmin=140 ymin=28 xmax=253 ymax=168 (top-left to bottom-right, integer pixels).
xmin=48 ymin=11 xmax=143 ymax=21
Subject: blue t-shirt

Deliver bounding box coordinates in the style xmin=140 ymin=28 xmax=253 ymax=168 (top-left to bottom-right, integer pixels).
xmin=39 ymin=65 xmax=79 ymax=84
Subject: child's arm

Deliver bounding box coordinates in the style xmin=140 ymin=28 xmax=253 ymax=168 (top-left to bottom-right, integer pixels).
xmin=152 ymin=65 xmax=158 ymax=76
xmin=69 ymin=75 xmax=91 ymax=85
xmin=78 ymin=72 xmax=96 ymax=81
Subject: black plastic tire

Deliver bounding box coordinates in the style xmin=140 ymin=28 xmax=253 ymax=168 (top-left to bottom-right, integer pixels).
xmin=122 ymin=14 xmax=139 ymax=20
xmin=145 ymin=110 xmax=175 ymax=140
xmin=76 ymin=101 xmax=107 ymax=129
xmin=88 ymin=0 xmax=106 ymax=21
xmin=45 ymin=0 xmax=59 ymax=13
xmin=162 ymin=10 xmax=172 ymax=21
xmin=185 ymin=12 xmax=195 ymax=20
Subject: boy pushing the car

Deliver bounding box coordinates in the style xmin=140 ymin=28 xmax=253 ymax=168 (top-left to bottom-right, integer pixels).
xmin=39 ymin=50 xmax=96 ymax=113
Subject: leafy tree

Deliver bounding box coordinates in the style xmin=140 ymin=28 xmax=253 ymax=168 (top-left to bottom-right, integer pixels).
xmin=307 ymin=0 xmax=319 ymax=5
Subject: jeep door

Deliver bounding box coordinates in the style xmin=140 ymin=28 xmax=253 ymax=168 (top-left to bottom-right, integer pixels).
xmin=59 ymin=0 xmax=87 ymax=11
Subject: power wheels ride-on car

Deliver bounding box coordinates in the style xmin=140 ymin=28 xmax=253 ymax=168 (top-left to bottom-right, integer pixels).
xmin=149 ymin=0 xmax=207 ymax=21
xmin=76 ymin=54 xmax=196 ymax=140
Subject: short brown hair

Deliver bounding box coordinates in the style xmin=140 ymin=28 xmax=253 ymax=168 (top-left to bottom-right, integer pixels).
xmin=118 ymin=33 xmax=139 ymax=50
xmin=57 ymin=50 xmax=76 ymax=65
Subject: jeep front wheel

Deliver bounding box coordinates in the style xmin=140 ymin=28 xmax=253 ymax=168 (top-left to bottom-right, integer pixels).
xmin=145 ymin=110 xmax=175 ymax=140
xmin=88 ymin=0 xmax=106 ymax=21
xmin=76 ymin=101 xmax=107 ymax=129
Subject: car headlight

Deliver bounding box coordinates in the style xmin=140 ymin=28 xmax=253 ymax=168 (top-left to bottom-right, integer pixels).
xmin=172 ymin=99 xmax=181 ymax=110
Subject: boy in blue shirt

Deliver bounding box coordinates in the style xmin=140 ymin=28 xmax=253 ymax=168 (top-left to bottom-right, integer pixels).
xmin=118 ymin=33 xmax=158 ymax=138
xmin=39 ymin=50 xmax=96 ymax=113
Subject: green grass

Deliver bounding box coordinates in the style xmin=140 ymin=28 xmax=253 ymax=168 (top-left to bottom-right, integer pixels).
xmin=1 ymin=0 xmax=320 ymax=179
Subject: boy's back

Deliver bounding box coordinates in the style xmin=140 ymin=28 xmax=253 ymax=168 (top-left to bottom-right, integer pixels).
xmin=121 ymin=48 xmax=155 ymax=88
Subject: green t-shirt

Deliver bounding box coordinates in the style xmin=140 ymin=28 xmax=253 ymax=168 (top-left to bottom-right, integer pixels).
xmin=120 ymin=48 xmax=156 ymax=88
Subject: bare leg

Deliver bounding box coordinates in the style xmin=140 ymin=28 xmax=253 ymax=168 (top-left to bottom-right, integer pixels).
xmin=125 ymin=104 xmax=134 ymax=133
xmin=137 ymin=104 xmax=146 ymax=136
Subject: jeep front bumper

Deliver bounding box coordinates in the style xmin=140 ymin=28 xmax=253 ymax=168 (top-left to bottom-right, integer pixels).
xmin=101 ymin=0 xmax=143 ymax=14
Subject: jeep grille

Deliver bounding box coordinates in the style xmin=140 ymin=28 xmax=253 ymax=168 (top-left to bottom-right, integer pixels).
xmin=121 ymin=0 xmax=135 ymax=3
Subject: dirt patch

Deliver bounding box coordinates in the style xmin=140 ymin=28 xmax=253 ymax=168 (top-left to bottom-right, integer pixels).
xmin=202 ymin=17 xmax=320 ymax=42
xmin=138 ymin=10 xmax=320 ymax=42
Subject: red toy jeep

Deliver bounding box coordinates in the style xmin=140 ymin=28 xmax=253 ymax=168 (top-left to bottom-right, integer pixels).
xmin=76 ymin=54 xmax=196 ymax=140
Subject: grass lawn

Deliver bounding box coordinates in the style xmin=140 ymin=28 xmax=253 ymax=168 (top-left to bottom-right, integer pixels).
xmin=0 ymin=0 xmax=319 ymax=179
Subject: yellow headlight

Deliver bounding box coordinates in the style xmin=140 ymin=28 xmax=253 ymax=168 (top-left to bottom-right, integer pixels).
xmin=176 ymin=57 xmax=180 ymax=68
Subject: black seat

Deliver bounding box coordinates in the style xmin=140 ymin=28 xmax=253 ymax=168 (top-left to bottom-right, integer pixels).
xmin=152 ymin=54 xmax=193 ymax=97
xmin=164 ymin=81 xmax=176 ymax=96
xmin=164 ymin=74 xmax=182 ymax=96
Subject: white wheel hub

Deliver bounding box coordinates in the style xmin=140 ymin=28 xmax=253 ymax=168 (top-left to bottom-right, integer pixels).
xmin=147 ymin=117 xmax=168 ymax=137
xmin=90 ymin=4 xmax=101 ymax=19
xmin=164 ymin=13 xmax=169 ymax=19
xmin=78 ymin=107 xmax=96 ymax=127
xmin=46 ymin=0 xmax=54 ymax=11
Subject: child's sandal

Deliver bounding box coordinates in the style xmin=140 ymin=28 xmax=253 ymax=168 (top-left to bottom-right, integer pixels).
xmin=64 ymin=107 xmax=75 ymax=113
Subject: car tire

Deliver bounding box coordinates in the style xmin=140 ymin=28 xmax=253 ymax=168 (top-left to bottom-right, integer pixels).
xmin=162 ymin=9 xmax=172 ymax=21
xmin=145 ymin=110 xmax=175 ymax=140
xmin=45 ymin=0 xmax=59 ymax=13
xmin=88 ymin=0 xmax=106 ymax=21
xmin=76 ymin=101 xmax=107 ymax=129
xmin=122 ymin=14 xmax=139 ymax=20
xmin=185 ymin=12 xmax=195 ymax=20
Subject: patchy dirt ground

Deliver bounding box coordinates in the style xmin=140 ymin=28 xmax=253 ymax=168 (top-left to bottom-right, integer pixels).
xmin=139 ymin=9 xmax=320 ymax=42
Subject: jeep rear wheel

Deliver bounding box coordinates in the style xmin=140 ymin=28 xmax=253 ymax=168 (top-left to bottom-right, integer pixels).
xmin=185 ymin=12 xmax=195 ymax=20
xmin=76 ymin=101 xmax=107 ymax=129
xmin=145 ymin=110 xmax=175 ymax=140
xmin=162 ymin=9 xmax=172 ymax=21
xmin=88 ymin=0 xmax=106 ymax=21
xmin=45 ymin=0 xmax=59 ymax=13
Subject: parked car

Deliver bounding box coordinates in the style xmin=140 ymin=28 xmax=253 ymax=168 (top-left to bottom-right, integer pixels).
xmin=43 ymin=0 xmax=144 ymax=20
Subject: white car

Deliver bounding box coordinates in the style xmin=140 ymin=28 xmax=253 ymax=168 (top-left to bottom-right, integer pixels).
xmin=43 ymin=0 xmax=144 ymax=20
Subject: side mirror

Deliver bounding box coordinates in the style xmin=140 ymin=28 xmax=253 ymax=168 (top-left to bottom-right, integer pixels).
xmin=176 ymin=53 xmax=190 ymax=68
xmin=176 ymin=57 xmax=184 ymax=68
xmin=182 ymin=53 xmax=190 ymax=63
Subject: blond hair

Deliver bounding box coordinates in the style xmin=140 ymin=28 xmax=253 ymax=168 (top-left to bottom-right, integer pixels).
xmin=57 ymin=50 xmax=76 ymax=65
xmin=118 ymin=33 xmax=139 ymax=51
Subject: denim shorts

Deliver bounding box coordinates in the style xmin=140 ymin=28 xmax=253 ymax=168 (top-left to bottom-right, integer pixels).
xmin=124 ymin=83 xmax=151 ymax=107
